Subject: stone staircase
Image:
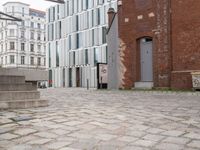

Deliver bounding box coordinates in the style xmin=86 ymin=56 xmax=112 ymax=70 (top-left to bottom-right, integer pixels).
xmin=0 ymin=75 xmax=48 ymax=110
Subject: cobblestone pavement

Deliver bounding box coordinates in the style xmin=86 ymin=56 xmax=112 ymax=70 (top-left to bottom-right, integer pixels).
xmin=0 ymin=88 xmax=200 ymax=150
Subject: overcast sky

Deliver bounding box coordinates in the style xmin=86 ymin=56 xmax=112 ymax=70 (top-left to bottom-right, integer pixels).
xmin=0 ymin=0 xmax=56 ymax=11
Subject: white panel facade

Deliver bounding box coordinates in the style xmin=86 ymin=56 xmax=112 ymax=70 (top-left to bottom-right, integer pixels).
xmin=47 ymin=0 xmax=117 ymax=88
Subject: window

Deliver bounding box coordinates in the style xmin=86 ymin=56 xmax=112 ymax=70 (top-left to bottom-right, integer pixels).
xmin=37 ymin=45 xmax=41 ymax=52
xmin=10 ymin=55 xmax=15 ymax=64
xmin=69 ymin=35 xmax=71 ymax=50
xmin=1 ymin=57 xmax=3 ymax=64
xmin=10 ymin=42 xmax=15 ymax=50
xmin=48 ymin=43 xmax=51 ymax=68
xmin=5 ymin=56 xmax=7 ymax=64
xmin=94 ymin=48 xmax=98 ymax=65
xmin=10 ymin=29 xmax=14 ymax=36
xmin=30 ymin=57 xmax=34 ymax=65
xmin=97 ymin=8 xmax=100 ymax=25
xmin=31 ymin=32 xmax=34 ymax=39
xmin=76 ymin=15 xmax=79 ymax=31
xmin=37 ymin=23 xmax=41 ymax=29
xmin=21 ymin=31 xmax=25 ymax=38
xmin=37 ymin=33 xmax=41 ymax=40
xmin=102 ymin=27 xmax=107 ymax=44
xmin=22 ymin=7 xmax=24 ymax=16
xmin=56 ymin=41 xmax=59 ymax=67
xmin=37 ymin=57 xmax=41 ymax=66
xmin=1 ymin=44 xmax=3 ymax=52
xmin=21 ymin=43 xmax=25 ymax=51
xmin=21 ymin=56 xmax=25 ymax=64
xmin=30 ymin=44 xmax=34 ymax=52
xmin=31 ymin=22 xmax=34 ymax=28
xmin=76 ymin=33 xmax=79 ymax=49
xmin=85 ymin=49 xmax=88 ymax=64
xmin=73 ymin=51 xmax=75 ymax=65
xmin=21 ymin=21 xmax=25 ymax=26
xmin=44 ymin=58 xmax=46 ymax=66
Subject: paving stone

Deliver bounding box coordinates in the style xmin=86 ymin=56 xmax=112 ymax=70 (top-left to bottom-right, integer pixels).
xmin=59 ymin=148 xmax=81 ymax=150
xmin=187 ymin=140 xmax=200 ymax=149
xmin=162 ymin=137 xmax=190 ymax=145
xmin=118 ymin=136 xmax=138 ymax=142
xmin=154 ymin=142 xmax=185 ymax=150
xmin=14 ymin=128 xmax=37 ymax=136
xmin=161 ymin=130 xmax=185 ymax=137
xmin=0 ymin=118 xmax=13 ymax=124
xmin=45 ymin=141 xmax=72 ymax=149
xmin=95 ymin=133 xmax=117 ymax=141
xmin=146 ymin=128 xmax=165 ymax=134
xmin=28 ymin=138 xmax=52 ymax=145
xmin=142 ymin=134 xmax=165 ymax=142
xmin=34 ymin=132 xmax=58 ymax=139
xmin=1 ymin=88 xmax=200 ymax=149
xmin=184 ymin=133 xmax=200 ymax=140
xmin=51 ymin=129 xmax=71 ymax=135
xmin=63 ymin=121 xmax=84 ymax=126
xmin=133 ymin=139 xmax=156 ymax=147
xmin=0 ymin=133 xmax=19 ymax=140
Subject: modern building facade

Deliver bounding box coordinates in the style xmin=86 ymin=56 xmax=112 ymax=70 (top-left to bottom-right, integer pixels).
xmin=0 ymin=2 xmax=46 ymax=70
xmin=107 ymin=0 xmax=200 ymax=90
xmin=47 ymin=0 xmax=117 ymax=88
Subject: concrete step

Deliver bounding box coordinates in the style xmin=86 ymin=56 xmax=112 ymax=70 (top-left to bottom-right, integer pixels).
xmin=0 ymin=91 xmax=40 ymax=101
xmin=0 ymin=83 xmax=37 ymax=91
xmin=134 ymin=82 xmax=154 ymax=89
xmin=0 ymin=75 xmax=25 ymax=84
xmin=0 ymin=99 xmax=49 ymax=109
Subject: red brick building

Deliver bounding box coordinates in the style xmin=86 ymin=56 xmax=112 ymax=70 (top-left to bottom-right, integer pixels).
xmin=107 ymin=0 xmax=200 ymax=90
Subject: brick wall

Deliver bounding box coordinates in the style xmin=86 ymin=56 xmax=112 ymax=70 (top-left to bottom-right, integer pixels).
xmin=171 ymin=0 xmax=200 ymax=89
xmin=115 ymin=0 xmax=200 ymax=89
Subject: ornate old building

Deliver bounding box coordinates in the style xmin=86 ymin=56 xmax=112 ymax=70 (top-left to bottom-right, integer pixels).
xmin=107 ymin=0 xmax=200 ymax=90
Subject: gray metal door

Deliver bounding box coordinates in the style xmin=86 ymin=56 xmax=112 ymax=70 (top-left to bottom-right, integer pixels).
xmin=140 ymin=38 xmax=153 ymax=81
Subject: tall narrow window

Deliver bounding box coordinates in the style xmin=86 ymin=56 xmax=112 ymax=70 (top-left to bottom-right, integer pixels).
xmin=37 ymin=33 xmax=41 ymax=40
xmin=48 ymin=43 xmax=51 ymax=68
xmin=21 ymin=56 xmax=25 ymax=64
xmin=76 ymin=15 xmax=79 ymax=31
xmin=10 ymin=29 xmax=14 ymax=36
xmin=97 ymin=8 xmax=100 ymax=25
xmin=10 ymin=42 xmax=15 ymax=50
xmin=69 ymin=35 xmax=71 ymax=50
xmin=30 ymin=44 xmax=34 ymax=52
xmin=21 ymin=43 xmax=25 ymax=51
xmin=73 ymin=51 xmax=75 ymax=65
xmin=102 ymin=27 xmax=107 ymax=44
xmin=76 ymin=33 xmax=79 ymax=49
xmin=56 ymin=41 xmax=59 ymax=67
xmin=37 ymin=45 xmax=41 ymax=52
xmin=94 ymin=48 xmax=98 ymax=65
xmin=30 ymin=57 xmax=34 ymax=65
xmin=85 ymin=49 xmax=88 ymax=64
xmin=21 ymin=31 xmax=25 ymax=38
xmin=37 ymin=23 xmax=41 ymax=29
xmin=31 ymin=22 xmax=34 ymax=28
xmin=31 ymin=32 xmax=34 ymax=39
xmin=22 ymin=7 xmax=24 ymax=16
xmin=37 ymin=57 xmax=41 ymax=66
xmin=10 ymin=55 xmax=15 ymax=64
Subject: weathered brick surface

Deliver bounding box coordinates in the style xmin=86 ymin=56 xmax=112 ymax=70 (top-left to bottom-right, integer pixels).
xmin=116 ymin=0 xmax=200 ymax=89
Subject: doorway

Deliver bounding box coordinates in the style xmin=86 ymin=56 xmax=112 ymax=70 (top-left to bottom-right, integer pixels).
xmin=140 ymin=37 xmax=153 ymax=82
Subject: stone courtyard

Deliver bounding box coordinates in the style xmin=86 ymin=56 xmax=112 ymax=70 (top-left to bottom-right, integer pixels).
xmin=0 ymin=88 xmax=200 ymax=150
